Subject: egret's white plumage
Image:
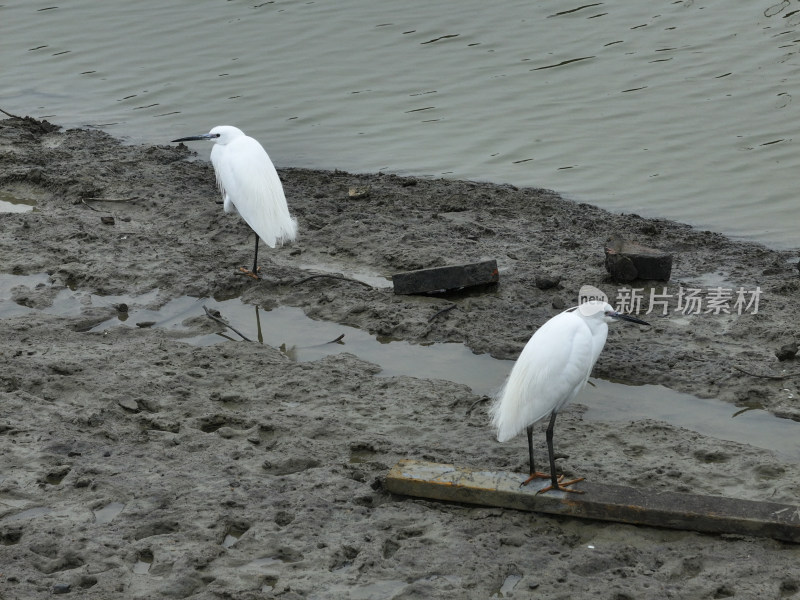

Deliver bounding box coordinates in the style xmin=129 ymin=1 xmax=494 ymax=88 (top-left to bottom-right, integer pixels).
xmin=172 ymin=125 xmax=296 ymax=276
xmin=208 ymin=126 xmax=297 ymax=248
xmin=490 ymin=301 xmax=649 ymax=493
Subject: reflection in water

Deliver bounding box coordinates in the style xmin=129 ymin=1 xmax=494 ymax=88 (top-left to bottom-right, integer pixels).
xmin=2 ymin=273 xmax=799 ymax=460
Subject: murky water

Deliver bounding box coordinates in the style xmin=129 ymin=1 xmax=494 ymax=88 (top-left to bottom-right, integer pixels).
xmin=0 ymin=506 xmax=53 ymax=523
xmin=3 ymin=273 xmax=799 ymax=460
xmin=93 ymin=502 xmax=125 ymax=525
xmin=4 ymin=0 xmax=799 ymax=247
xmin=0 ymin=192 xmax=36 ymax=214
xmin=133 ymin=551 xmax=153 ymax=575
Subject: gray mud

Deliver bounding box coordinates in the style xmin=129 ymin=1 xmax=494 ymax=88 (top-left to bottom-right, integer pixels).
xmin=1 ymin=116 xmax=800 ymax=598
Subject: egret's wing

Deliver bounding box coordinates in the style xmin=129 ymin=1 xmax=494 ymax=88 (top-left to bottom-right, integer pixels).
xmin=211 ymin=136 xmax=297 ymax=248
xmin=490 ymin=311 xmax=595 ymax=442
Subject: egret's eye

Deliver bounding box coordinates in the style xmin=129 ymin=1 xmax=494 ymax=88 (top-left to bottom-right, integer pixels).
xmin=213 ymin=133 xmax=221 ymax=138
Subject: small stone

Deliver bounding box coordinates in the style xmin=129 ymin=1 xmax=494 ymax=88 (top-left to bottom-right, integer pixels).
xmin=348 ymin=186 xmax=371 ymax=199
xmin=217 ymin=392 xmax=245 ymax=403
xmin=534 ymin=274 xmax=561 ymax=290
xmin=216 ymin=426 xmax=237 ymax=439
xmin=117 ymin=397 xmax=140 ymax=412
xmin=100 ymin=216 xmax=115 ymax=225
xmin=776 ymin=342 xmax=798 ymax=361
xmin=53 ymin=583 xmax=71 ymax=594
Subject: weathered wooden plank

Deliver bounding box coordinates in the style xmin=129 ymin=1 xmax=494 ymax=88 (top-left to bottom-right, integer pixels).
xmin=385 ymin=460 xmax=800 ymax=543
xmin=392 ymin=260 xmax=499 ymax=295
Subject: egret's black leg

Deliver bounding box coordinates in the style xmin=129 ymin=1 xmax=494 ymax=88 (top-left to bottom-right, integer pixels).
xmin=520 ymin=424 xmax=550 ymax=487
xmin=527 ymin=425 xmax=536 ymax=476
xmin=545 ymin=411 xmax=559 ymax=490
xmin=536 ymin=411 xmax=585 ymax=494
xmin=239 ymin=235 xmax=261 ymax=279
xmin=252 ymin=234 xmax=260 ymax=276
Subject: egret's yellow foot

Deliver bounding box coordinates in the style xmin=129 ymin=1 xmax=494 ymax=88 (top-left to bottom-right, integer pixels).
xmin=520 ymin=471 xmax=551 ymax=487
xmin=536 ymin=475 xmax=585 ymax=495
xmin=238 ymin=266 xmax=261 ymax=280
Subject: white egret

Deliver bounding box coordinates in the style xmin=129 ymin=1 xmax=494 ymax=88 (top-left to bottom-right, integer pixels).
xmin=172 ymin=126 xmax=297 ymax=278
xmin=490 ymin=301 xmax=650 ymax=494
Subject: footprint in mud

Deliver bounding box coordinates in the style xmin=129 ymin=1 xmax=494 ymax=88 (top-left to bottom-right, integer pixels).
xmin=118 ymin=396 xmax=160 ymax=413
xmin=329 ymin=545 xmax=359 ymax=571
xmin=0 ymin=527 xmax=23 ymax=545
xmin=692 ymin=449 xmax=731 ymax=464
xmin=680 ymin=555 xmax=704 ymax=578
xmin=382 ymin=539 xmax=400 ymax=559
xmin=274 ymin=511 xmax=294 ymax=527
xmin=246 ymin=424 xmax=278 ymax=447
xmin=348 ymin=441 xmax=383 ymax=464
xmin=222 ymin=521 xmax=250 ymax=547
xmin=33 ymin=549 xmax=85 ymax=574
xmin=133 ymin=520 xmax=179 ymax=541
xmin=753 ymin=463 xmax=786 ymax=479
xmin=195 ymin=414 xmax=254 ymax=435
xmin=137 ymin=415 xmax=180 ymax=433
xmin=262 ymin=457 xmax=321 ymax=476
xmin=134 ymin=549 xmax=154 ymax=574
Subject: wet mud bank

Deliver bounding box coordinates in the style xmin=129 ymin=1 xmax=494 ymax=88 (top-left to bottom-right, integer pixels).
xmin=1 ymin=116 xmax=799 ymax=598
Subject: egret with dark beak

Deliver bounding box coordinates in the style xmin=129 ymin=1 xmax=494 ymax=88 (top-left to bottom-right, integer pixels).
xmin=490 ymin=301 xmax=650 ymax=493
xmin=172 ymin=126 xmax=297 ymax=278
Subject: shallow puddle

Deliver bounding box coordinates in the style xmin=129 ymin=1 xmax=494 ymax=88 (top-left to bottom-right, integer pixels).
xmin=133 ymin=550 xmax=153 ymax=575
xmin=0 ymin=191 xmax=36 ymax=214
xmin=2 ymin=273 xmax=799 ymax=460
xmin=491 ymin=573 xmax=522 ymax=598
xmin=0 ymin=273 xmax=159 ymax=320
xmin=585 ymin=380 xmax=800 ymax=460
xmin=0 ymin=506 xmax=53 ymax=523
xmin=94 ymin=502 xmax=125 ymax=524
xmin=222 ymin=523 xmax=249 ymax=548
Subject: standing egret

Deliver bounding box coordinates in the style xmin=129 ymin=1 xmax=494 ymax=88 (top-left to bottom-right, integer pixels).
xmin=490 ymin=301 xmax=650 ymax=494
xmin=172 ymin=126 xmax=297 ymax=278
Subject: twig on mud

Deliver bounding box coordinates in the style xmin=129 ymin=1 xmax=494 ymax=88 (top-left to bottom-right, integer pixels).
xmin=466 ymin=396 xmax=490 ymax=416
xmin=292 ymin=274 xmax=373 ymax=288
xmin=732 ymin=365 xmax=800 ymax=380
xmin=79 ymin=198 xmax=107 ymax=212
xmin=84 ymin=196 xmax=142 ymax=203
xmin=0 ymin=108 xmax=56 ymax=133
xmin=326 ymin=334 xmax=345 ymax=344
xmin=429 ymin=304 xmax=457 ymax=322
xmin=0 ymin=107 xmax=21 ymax=119
xmin=202 ymin=305 xmax=252 ymax=342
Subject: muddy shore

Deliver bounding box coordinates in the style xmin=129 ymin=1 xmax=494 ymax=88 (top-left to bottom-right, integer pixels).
xmin=1 ymin=115 xmax=799 ymax=598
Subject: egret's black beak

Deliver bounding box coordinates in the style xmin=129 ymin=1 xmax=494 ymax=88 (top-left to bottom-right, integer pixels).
xmin=171 ymin=133 xmax=214 ymax=143
xmin=613 ymin=312 xmax=651 ymax=326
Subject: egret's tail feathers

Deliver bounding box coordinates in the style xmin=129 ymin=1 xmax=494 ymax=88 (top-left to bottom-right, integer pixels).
xmin=259 ymin=215 xmax=298 ymax=248
xmin=490 ymin=372 xmax=555 ymax=443
xmin=489 ymin=385 xmax=525 ymax=443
